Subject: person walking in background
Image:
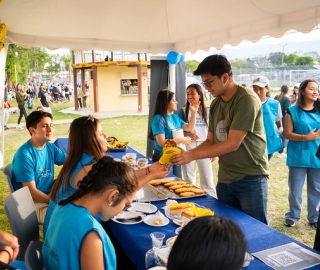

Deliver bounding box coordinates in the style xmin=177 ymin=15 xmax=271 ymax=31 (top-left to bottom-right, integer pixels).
xmin=77 ymin=83 xmax=83 ymax=108
xmin=275 ymin=85 xmax=291 ymax=158
xmin=290 ymin=83 xmax=300 ymax=105
xmin=284 ymin=79 xmax=320 ymax=229
xmin=252 ymin=76 xmax=284 ymax=160
xmin=15 ymin=83 xmax=28 ymax=130
xmin=178 ymin=84 xmax=216 ymax=197
xmin=83 ymin=81 xmax=89 ymax=108
xmin=38 ymin=82 xmax=52 ymax=114
xmin=149 ymin=89 xmax=199 ymax=178
xmin=171 ymin=55 xmax=269 ymax=225
xmin=0 ymin=99 xmax=11 ymax=131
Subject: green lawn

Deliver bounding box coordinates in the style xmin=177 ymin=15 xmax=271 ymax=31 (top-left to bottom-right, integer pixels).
xmin=0 ymin=92 xmax=316 ymax=249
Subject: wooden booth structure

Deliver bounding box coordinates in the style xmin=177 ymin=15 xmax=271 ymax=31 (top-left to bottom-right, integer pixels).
xmin=73 ymin=60 xmax=150 ymax=113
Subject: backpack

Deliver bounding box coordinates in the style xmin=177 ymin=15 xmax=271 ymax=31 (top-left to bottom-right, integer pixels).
xmin=27 ymin=98 xmax=34 ymax=110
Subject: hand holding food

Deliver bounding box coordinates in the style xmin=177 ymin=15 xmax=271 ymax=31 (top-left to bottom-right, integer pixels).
xmin=159 ymin=140 xmax=182 ymax=165
xmin=149 ymin=164 xmax=170 ymax=179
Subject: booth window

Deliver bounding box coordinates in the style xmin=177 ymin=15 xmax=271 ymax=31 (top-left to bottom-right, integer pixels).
xmin=121 ymin=79 xmax=138 ymax=95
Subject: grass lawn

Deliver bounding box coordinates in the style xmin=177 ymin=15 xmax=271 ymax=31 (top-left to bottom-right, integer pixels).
xmin=0 ymin=91 xmax=316 ymax=249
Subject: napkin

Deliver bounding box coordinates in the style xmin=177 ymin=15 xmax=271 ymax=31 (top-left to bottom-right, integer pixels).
xmin=172 ymin=129 xmax=186 ymax=150
xmin=154 ymin=210 xmax=166 ymax=223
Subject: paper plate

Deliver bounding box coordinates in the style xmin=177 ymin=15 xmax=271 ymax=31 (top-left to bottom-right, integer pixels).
xmin=143 ymin=215 xmax=169 ymax=227
xmin=128 ymin=202 xmax=157 ymax=214
xmin=166 ymin=236 xmax=178 ymax=247
xmin=112 ymin=211 xmax=144 ymax=225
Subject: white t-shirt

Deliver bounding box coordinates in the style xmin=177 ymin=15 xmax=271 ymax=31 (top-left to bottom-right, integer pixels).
xmin=187 ymin=106 xmax=209 ymax=141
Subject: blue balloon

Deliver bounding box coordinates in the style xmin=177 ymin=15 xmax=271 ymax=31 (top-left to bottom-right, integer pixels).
xmin=167 ymin=51 xmax=180 ymax=64
xmin=179 ymin=54 xmax=185 ymax=62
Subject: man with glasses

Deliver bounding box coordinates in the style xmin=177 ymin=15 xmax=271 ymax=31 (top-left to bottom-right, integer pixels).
xmin=171 ymin=54 xmax=269 ymax=225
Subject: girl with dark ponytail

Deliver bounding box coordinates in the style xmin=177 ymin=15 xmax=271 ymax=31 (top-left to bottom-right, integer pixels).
xmin=42 ymin=156 xmax=138 ymax=270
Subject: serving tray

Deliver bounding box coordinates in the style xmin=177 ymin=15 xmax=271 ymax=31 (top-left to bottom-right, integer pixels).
xmin=134 ymin=183 xmax=168 ymax=202
xmin=148 ymin=177 xmax=207 ymax=200
xmin=107 ymin=136 xmax=127 ymax=152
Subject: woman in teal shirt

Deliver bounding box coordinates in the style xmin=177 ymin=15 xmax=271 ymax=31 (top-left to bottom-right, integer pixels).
xmin=149 ymin=90 xmax=199 ymax=177
xmin=284 ymin=79 xmax=320 ymax=228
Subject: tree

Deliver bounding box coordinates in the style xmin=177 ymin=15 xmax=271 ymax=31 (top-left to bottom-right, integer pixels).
xmin=61 ymin=53 xmax=72 ymax=82
xmin=268 ymin=52 xmax=283 ymax=67
xmin=5 ymin=45 xmax=51 ymax=87
xmin=185 ymin=60 xmax=199 ymax=73
xmin=295 ymin=56 xmax=314 ymax=66
xmin=284 ymin=53 xmax=298 ymax=66
xmin=46 ymin=54 xmax=61 ymax=78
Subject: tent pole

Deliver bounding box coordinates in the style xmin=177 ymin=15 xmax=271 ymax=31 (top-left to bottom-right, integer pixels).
xmin=0 ymin=40 xmax=8 ymax=168
xmin=169 ymin=64 xmax=176 ymax=93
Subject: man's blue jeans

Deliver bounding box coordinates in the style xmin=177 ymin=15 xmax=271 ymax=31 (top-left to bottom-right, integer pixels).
xmin=285 ymin=167 xmax=320 ymax=224
xmin=152 ymin=150 xmax=182 ymax=178
xmin=216 ymin=175 xmax=268 ymax=224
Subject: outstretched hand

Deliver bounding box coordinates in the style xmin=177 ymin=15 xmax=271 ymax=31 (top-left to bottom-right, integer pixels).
xmin=170 ymin=151 xmax=193 ymax=165
xmin=149 ymin=163 xmax=170 ymax=179
xmin=188 ymin=100 xmax=201 ymax=113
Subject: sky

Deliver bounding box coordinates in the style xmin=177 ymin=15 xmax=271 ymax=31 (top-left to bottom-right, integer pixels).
xmin=185 ymin=28 xmax=320 ymax=62
xmin=47 ymin=27 xmax=320 ymax=61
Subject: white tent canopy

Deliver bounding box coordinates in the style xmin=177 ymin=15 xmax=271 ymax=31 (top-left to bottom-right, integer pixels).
xmin=1 ymin=0 xmax=320 ymax=54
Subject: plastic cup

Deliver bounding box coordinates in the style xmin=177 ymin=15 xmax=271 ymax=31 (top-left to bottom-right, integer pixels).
xmin=150 ymin=232 xmax=165 ymax=248
xmin=125 ymin=153 xmax=137 ymax=161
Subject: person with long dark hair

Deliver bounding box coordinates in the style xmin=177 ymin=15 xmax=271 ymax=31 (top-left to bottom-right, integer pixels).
xmin=43 ymin=115 xmax=169 ymax=235
xmin=274 ymin=85 xmax=291 ymax=158
xmin=15 ymin=83 xmax=28 ymax=129
xmin=149 ymin=89 xmax=199 ymax=178
xmin=166 ymin=216 xmax=247 ymax=270
xmin=42 ymin=156 xmax=138 ymax=270
xmin=284 ymin=79 xmax=320 ymax=228
xmin=178 ymin=84 xmax=216 ymax=197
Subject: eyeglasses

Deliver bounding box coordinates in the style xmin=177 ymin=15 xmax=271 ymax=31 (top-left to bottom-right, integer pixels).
xmin=201 ymin=79 xmax=214 ymax=88
xmin=123 ymin=195 xmax=132 ymax=211
xmin=83 ymin=114 xmax=95 ymax=125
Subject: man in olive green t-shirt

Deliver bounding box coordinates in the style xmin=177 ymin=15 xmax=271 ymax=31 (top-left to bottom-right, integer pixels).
xmin=171 ymin=54 xmax=269 ymax=225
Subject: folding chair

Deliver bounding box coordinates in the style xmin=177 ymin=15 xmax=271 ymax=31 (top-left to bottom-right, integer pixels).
xmin=2 ymin=163 xmax=14 ymax=193
xmin=4 ymin=187 xmax=40 ymax=261
xmin=25 ymin=240 xmax=44 ymax=270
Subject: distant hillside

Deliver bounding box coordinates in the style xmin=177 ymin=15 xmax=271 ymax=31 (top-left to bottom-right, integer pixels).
xmin=187 ymin=38 xmax=320 ymax=61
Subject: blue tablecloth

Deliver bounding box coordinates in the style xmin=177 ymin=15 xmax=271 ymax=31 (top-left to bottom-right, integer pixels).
xmin=54 ymin=138 xmax=148 ymax=160
xmin=54 ymin=138 xmax=319 ymax=270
